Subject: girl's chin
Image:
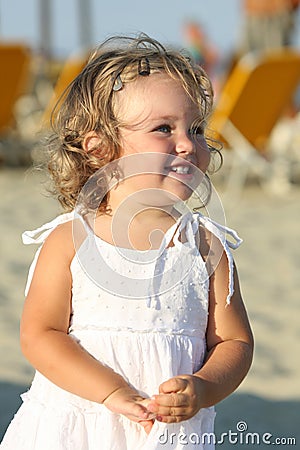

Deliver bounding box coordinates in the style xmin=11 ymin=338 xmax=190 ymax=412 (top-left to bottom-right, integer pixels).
xmin=136 ymin=189 xmax=193 ymax=208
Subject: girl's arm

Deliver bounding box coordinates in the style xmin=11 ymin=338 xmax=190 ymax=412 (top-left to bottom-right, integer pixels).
xmin=20 ymin=222 xmax=150 ymax=424
xmin=148 ymin=239 xmax=254 ymax=423
xmin=192 ymin=254 xmax=253 ymax=407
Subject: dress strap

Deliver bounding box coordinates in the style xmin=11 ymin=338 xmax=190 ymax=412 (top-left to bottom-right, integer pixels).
xmin=195 ymin=212 xmax=243 ymax=305
xmin=147 ymin=211 xmax=242 ymax=308
xmin=197 ymin=214 xmax=243 ymax=250
xmin=157 ymin=211 xmax=242 ymax=305
xmin=22 ymin=212 xmax=74 ymax=245
xmin=22 ymin=212 xmax=74 ymax=296
xmin=155 ymin=212 xmax=200 ymax=254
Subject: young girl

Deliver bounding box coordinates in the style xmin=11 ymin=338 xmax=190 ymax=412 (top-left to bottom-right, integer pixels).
xmin=1 ymin=34 xmax=253 ymax=449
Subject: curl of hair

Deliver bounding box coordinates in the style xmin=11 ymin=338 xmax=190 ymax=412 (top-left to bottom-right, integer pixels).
xmin=47 ymin=33 xmax=219 ymax=212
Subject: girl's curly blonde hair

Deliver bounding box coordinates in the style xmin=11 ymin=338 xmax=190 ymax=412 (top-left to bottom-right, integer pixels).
xmin=47 ymin=33 xmax=220 ymax=212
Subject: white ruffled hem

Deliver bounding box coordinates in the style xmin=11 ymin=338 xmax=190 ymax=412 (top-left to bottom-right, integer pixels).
xmin=1 ymin=393 xmax=216 ymax=450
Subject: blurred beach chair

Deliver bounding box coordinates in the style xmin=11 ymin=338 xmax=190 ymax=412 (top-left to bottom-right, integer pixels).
xmin=0 ymin=43 xmax=31 ymax=165
xmin=0 ymin=43 xmax=30 ymax=134
xmin=43 ymin=53 xmax=88 ymax=126
xmin=209 ymin=49 xmax=300 ymax=197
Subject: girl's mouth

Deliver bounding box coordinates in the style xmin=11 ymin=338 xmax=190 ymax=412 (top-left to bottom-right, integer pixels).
xmin=164 ymin=160 xmax=195 ymax=178
xmin=168 ymin=165 xmax=191 ymax=174
xmin=163 ymin=158 xmax=204 ymax=189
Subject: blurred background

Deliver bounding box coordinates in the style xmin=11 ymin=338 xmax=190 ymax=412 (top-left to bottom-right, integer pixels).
xmin=1 ymin=1 xmax=300 ymax=448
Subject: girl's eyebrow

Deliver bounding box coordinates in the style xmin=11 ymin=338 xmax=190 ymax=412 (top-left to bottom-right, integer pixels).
xmin=149 ymin=113 xmax=199 ymax=124
xmin=149 ymin=115 xmax=178 ymax=122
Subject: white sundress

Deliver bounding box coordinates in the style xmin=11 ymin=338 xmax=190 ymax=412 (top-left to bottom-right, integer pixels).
xmin=0 ymin=211 xmax=242 ymax=450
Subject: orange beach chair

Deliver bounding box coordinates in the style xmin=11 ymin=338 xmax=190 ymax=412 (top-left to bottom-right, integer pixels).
xmin=209 ymin=49 xmax=300 ymax=196
xmin=0 ymin=43 xmax=30 ymax=134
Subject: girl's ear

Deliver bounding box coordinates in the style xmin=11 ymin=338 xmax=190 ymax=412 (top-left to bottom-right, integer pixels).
xmin=82 ymin=131 xmax=102 ymax=153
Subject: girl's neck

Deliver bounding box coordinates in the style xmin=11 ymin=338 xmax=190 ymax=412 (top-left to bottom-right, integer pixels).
xmin=94 ymin=204 xmax=180 ymax=251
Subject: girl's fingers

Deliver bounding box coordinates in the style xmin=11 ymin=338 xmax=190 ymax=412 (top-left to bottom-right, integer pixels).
xmin=157 ymin=414 xmax=187 ymax=424
xmin=159 ymin=377 xmax=188 ymax=394
xmin=147 ymin=392 xmax=195 ymax=422
xmin=137 ymin=398 xmax=157 ymax=420
xmin=138 ymin=419 xmax=154 ymax=434
xmin=121 ymin=401 xmax=149 ymax=420
xmin=150 ymin=393 xmax=189 ymax=408
xmin=154 ymin=405 xmax=190 ymax=418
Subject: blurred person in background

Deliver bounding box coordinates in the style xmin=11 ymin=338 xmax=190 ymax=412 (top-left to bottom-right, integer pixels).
xmin=182 ymin=20 xmax=221 ymax=95
xmin=182 ymin=20 xmax=219 ymax=76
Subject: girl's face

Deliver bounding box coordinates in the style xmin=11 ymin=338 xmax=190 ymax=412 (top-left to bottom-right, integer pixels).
xmin=112 ymin=73 xmax=211 ymax=207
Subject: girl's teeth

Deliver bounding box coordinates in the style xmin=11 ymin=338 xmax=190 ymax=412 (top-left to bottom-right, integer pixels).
xmin=171 ymin=166 xmax=190 ymax=174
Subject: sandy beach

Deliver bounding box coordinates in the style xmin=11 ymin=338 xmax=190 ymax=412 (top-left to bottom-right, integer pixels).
xmin=0 ymin=166 xmax=299 ymax=448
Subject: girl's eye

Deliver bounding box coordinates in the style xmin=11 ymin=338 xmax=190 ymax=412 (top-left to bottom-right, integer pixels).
xmin=155 ymin=124 xmax=171 ymax=133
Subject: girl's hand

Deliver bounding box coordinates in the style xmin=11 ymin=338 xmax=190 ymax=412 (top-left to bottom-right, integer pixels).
xmin=103 ymin=386 xmax=155 ymax=434
xmin=147 ymin=375 xmax=203 ymax=423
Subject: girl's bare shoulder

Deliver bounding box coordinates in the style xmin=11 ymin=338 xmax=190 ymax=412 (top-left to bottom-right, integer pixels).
xmin=40 ymin=218 xmax=86 ymax=264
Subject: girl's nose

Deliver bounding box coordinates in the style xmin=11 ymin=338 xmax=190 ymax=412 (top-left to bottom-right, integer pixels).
xmin=175 ymin=133 xmax=195 ymax=155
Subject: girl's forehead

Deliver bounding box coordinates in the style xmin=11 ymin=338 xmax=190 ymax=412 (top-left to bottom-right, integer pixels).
xmin=116 ymin=74 xmax=199 ymax=124
xmin=115 ymin=73 xmax=195 ymax=119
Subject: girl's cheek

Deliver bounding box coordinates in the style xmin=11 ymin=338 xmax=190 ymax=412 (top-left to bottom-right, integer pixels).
xmin=197 ymin=145 xmax=211 ymax=173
